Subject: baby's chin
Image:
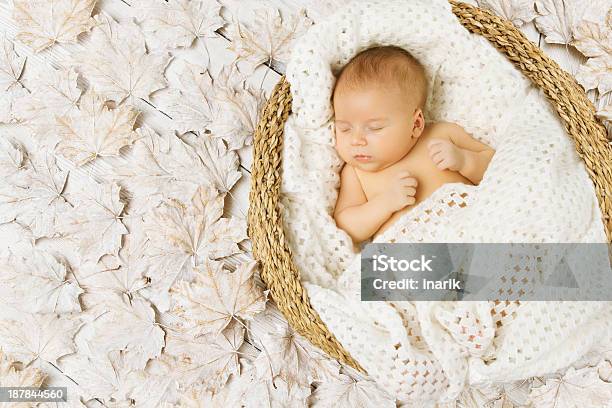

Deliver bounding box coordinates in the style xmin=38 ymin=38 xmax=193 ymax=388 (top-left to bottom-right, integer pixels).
xmin=350 ymin=159 xmax=385 ymax=172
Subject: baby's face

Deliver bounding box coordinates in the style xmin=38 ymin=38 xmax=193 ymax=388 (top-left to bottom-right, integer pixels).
xmin=333 ymin=85 xmax=419 ymax=172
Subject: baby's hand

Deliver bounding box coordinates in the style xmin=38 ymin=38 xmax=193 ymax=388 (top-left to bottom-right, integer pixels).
xmin=427 ymin=138 xmax=465 ymax=172
xmin=384 ymin=171 xmax=418 ymax=213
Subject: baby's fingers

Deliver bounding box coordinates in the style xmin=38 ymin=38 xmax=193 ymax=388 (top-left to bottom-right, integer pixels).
xmin=401 ymin=186 xmax=416 ymax=196
xmin=427 ymin=138 xmax=444 ymax=150
xmin=431 ymin=151 xmax=445 ymax=165
xmin=400 ymin=177 xmax=418 ymax=187
xmin=436 ymin=158 xmax=451 ymax=170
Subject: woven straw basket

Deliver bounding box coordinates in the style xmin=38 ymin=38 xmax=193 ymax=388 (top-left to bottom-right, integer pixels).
xmin=246 ymin=0 xmax=612 ymax=373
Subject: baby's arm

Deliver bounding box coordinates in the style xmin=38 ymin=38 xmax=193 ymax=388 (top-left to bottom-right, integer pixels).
xmin=429 ymin=123 xmax=495 ymax=185
xmin=333 ymin=164 xmax=393 ymax=245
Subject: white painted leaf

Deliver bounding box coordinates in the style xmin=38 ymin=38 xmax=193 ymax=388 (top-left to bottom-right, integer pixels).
xmin=0 ymin=36 xmax=27 ymax=124
xmin=74 ymin=296 xmax=165 ymax=371
xmin=308 ymin=372 xmax=396 ymax=407
xmin=181 ymin=132 xmax=243 ymax=194
xmin=72 ymin=13 xmax=171 ymax=104
xmin=14 ymin=67 xmax=82 ymax=134
xmin=252 ymin=322 xmax=338 ymax=391
xmin=0 ymin=85 xmax=28 ymax=123
xmin=55 ymin=181 xmax=128 ymax=263
xmin=0 ymin=35 xmax=25 ymax=91
xmin=573 ymin=18 xmax=612 ymax=58
xmin=477 ymin=0 xmax=538 ymax=27
xmin=153 ymin=59 xmax=214 ymax=133
xmin=0 ymin=136 xmax=26 ymax=181
xmin=164 ymin=320 xmax=244 ymax=392
xmin=59 ymin=349 xmax=145 ymax=403
xmin=155 ymin=60 xmax=263 ymax=150
xmin=535 ymin=0 xmax=584 ymax=44
xmin=243 ymin=375 xmax=311 ymax=408
xmin=228 ymin=7 xmax=312 ymax=73
xmin=0 ymin=349 xmax=46 ymax=387
xmin=171 ymin=259 xmax=267 ymax=335
xmin=106 ymin=127 xmax=241 ymax=205
xmin=179 ymin=361 xmax=249 ymax=407
xmin=0 ymin=311 xmax=81 ymax=366
xmin=142 ymin=186 xmax=247 ymax=305
xmin=134 ymin=0 xmax=224 ymax=49
xmin=208 ymin=64 xmax=266 ymax=150
xmin=576 ymin=55 xmax=612 ymax=95
xmin=55 ymin=91 xmax=139 ymax=166
xmin=529 ymin=366 xmax=612 ymax=407
xmin=0 ymin=248 xmax=83 ymax=314
xmin=0 ymin=149 xmax=72 ymax=239
xmin=11 ymin=0 xmax=97 ymax=52
xmin=75 ymin=232 xmax=151 ymax=301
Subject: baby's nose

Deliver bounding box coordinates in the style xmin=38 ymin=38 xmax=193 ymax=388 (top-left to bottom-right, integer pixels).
xmin=350 ymin=131 xmax=366 ymax=145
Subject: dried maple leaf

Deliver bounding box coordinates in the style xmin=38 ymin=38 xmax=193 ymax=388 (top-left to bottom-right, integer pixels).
xmin=0 ymin=248 xmax=83 ymax=314
xmin=105 ymin=127 xmax=241 ymax=207
xmin=143 ymin=183 xmax=246 ymax=290
xmin=529 ymin=366 xmax=612 ymax=407
xmin=55 ymin=91 xmax=139 ymax=166
xmin=0 ymin=86 xmax=27 ymax=124
xmin=71 ymin=13 xmax=171 ymax=104
xmin=0 ymin=148 xmax=72 ymax=240
xmin=134 ymin=0 xmax=224 ymax=49
xmin=155 ymin=59 xmax=264 ymax=150
xmin=55 ymin=181 xmax=128 ymax=263
xmin=242 ymin=375 xmax=311 ymax=408
xmin=576 ymin=55 xmax=612 ymax=95
xmin=171 ymin=259 xmax=267 ymax=335
xmin=0 ymin=136 xmax=26 ymax=181
xmin=0 ymin=349 xmax=46 ymax=387
xmin=15 ymin=67 xmax=82 ymax=136
xmin=252 ymin=322 xmax=339 ymax=391
xmin=573 ymin=18 xmax=612 ymax=58
xmin=477 ymin=0 xmax=538 ymax=27
xmin=11 ymin=0 xmax=97 ymax=52
xmin=59 ymin=349 xmax=146 ymax=403
xmin=164 ymin=320 xmax=244 ymax=392
xmin=208 ymin=64 xmax=266 ymax=150
xmin=307 ymin=372 xmax=396 ymax=407
xmin=181 ymin=132 xmax=243 ymax=194
xmin=0 ymin=35 xmax=25 ymax=91
xmin=0 ymin=35 xmax=27 ymax=124
xmin=153 ymin=59 xmax=214 ymax=134
xmin=180 ymin=363 xmax=249 ymax=407
xmin=0 ymin=311 xmax=81 ymax=366
xmin=75 ymin=232 xmax=151 ymax=302
xmin=227 ymin=7 xmax=312 ymax=73
xmin=73 ymin=295 xmax=165 ymax=371
xmin=535 ymin=0 xmax=584 ymax=44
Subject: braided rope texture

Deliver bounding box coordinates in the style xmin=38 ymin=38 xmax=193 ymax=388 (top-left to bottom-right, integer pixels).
xmin=247 ymin=0 xmax=612 ymax=373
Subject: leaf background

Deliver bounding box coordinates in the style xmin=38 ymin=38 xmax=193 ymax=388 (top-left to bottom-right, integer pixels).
xmin=0 ymin=0 xmax=610 ymax=407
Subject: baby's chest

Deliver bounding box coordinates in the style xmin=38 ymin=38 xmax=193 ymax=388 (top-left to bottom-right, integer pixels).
xmin=359 ymin=154 xmax=445 ymax=202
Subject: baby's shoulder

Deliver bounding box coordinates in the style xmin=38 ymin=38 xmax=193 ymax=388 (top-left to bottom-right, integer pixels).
xmin=424 ymin=121 xmax=459 ymax=139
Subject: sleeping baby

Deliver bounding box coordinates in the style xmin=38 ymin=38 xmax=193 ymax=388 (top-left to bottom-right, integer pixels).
xmin=332 ymin=45 xmax=496 ymax=245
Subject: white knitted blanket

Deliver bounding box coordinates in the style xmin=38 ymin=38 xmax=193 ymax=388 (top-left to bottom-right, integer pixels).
xmin=280 ymin=0 xmax=612 ymax=403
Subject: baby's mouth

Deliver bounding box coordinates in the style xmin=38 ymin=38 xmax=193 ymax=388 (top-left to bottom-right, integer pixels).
xmin=354 ymin=154 xmax=372 ymax=162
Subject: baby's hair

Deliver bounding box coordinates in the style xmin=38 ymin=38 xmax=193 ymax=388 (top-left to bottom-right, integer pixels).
xmin=332 ymin=45 xmax=428 ymax=110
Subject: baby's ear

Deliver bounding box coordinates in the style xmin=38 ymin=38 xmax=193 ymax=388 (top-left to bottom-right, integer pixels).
xmin=411 ymin=109 xmax=426 ymax=138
